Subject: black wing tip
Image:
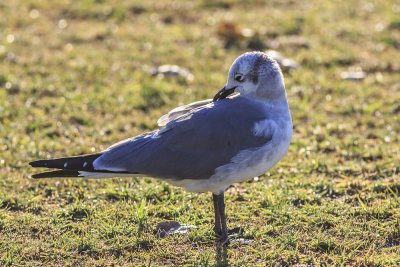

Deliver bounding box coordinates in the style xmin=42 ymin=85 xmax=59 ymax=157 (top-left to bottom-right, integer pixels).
xmin=29 ymin=153 xmax=103 ymax=170
xmin=30 ymin=170 xmax=81 ymax=179
xmin=30 ymin=173 xmax=44 ymax=179
xmin=29 ymin=160 xmax=49 ymax=168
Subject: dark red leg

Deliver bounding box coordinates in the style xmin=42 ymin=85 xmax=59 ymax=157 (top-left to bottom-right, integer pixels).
xmin=212 ymin=193 xmax=222 ymax=235
xmin=216 ymin=192 xmax=228 ymax=241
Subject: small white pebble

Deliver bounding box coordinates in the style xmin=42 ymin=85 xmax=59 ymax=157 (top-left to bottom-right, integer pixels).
xmin=83 ymin=162 xmax=87 ymax=167
xmin=64 ymin=163 xmax=68 ymax=168
xmin=58 ymin=19 xmax=68 ymax=29
xmin=6 ymin=34 xmax=14 ymax=43
xmin=29 ymin=9 xmax=39 ymax=19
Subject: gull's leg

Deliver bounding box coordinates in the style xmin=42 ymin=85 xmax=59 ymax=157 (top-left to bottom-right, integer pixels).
xmin=217 ymin=192 xmax=228 ymax=241
xmin=212 ymin=193 xmax=222 ymax=235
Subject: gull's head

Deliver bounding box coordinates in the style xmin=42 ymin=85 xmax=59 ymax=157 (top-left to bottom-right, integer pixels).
xmin=213 ymin=51 xmax=285 ymax=102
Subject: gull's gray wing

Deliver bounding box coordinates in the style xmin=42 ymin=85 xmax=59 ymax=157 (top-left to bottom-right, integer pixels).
xmin=157 ymin=99 xmax=212 ymax=126
xmin=93 ymin=97 xmax=272 ymax=180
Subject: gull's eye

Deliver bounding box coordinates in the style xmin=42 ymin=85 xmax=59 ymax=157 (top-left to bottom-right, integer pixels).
xmin=234 ymin=74 xmax=244 ymax=82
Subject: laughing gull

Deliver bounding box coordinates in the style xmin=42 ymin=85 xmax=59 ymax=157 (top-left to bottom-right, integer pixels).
xmin=29 ymin=51 xmax=292 ymax=241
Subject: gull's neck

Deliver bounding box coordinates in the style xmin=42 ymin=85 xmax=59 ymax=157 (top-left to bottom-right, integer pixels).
xmin=243 ymin=93 xmax=289 ymax=109
xmin=242 ymin=93 xmax=291 ymax=122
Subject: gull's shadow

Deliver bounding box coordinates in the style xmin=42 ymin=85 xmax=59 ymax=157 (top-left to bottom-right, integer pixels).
xmin=215 ymin=241 xmax=229 ymax=266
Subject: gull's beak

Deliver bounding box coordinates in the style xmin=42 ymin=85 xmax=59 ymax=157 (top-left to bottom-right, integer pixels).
xmin=213 ymin=86 xmax=237 ymax=102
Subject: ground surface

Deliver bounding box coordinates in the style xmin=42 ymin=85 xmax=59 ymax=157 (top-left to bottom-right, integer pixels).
xmin=1 ymin=0 xmax=400 ymax=265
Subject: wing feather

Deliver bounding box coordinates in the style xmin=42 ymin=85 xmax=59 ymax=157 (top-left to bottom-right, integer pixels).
xmin=94 ymin=96 xmax=272 ymax=180
xmin=157 ymin=99 xmax=212 ymax=126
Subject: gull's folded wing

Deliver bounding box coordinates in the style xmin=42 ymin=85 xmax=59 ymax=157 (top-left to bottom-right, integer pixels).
xmin=94 ymin=97 xmax=272 ymax=180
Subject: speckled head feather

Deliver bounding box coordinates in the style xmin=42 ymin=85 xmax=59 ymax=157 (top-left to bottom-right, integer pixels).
xmin=229 ymin=52 xmax=281 ymax=82
xmin=226 ymin=51 xmax=285 ymax=100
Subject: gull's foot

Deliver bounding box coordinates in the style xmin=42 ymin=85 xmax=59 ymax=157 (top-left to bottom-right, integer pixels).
xmin=214 ymin=227 xmax=245 ymax=244
xmin=214 ymin=227 xmax=245 ymax=236
xmin=213 ymin=226 xmax=222 ymax=236
xmin=228 ymin=227 xmax=245 ymax=235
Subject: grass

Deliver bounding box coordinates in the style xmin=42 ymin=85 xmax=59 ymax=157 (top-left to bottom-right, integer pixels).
xmin=1 ymin=0 xmax=400 ymax=265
